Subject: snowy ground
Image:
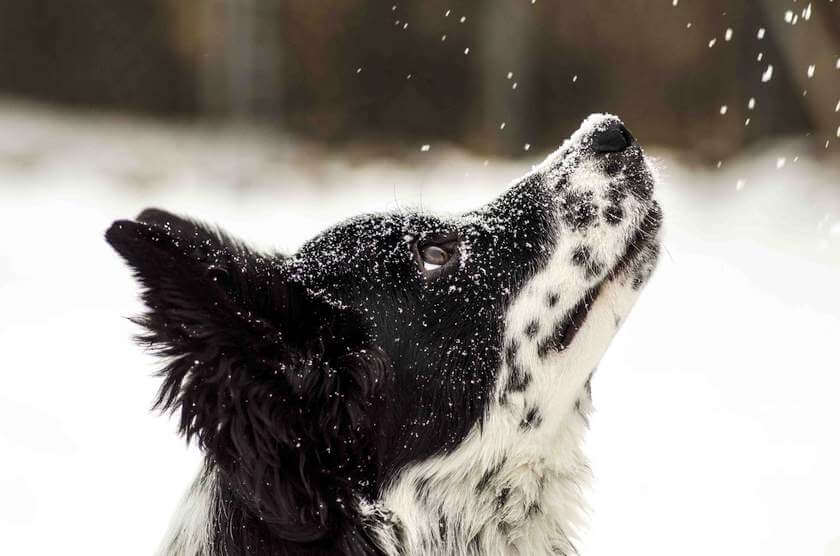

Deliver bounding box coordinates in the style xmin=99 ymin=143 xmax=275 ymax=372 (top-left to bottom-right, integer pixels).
xmin=1 ymin=100 xmax=839 ymax=555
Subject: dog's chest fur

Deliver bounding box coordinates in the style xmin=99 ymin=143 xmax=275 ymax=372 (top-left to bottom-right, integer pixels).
xmin=370 ymin=397 xmax=592 ymax=556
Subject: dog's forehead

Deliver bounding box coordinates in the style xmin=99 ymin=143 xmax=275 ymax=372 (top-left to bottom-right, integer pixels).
xmin=297 ymin=212 xmax=438 ymax=261
xmin=290 ymin=212 xmax=436 ymax=287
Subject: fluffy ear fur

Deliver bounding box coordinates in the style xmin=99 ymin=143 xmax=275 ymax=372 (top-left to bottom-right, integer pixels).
xmin=106 ymin=209 xmax=388 ymax=549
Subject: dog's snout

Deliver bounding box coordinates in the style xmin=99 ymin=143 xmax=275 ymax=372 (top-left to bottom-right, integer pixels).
xmin=592 ymin=123 xmax=634 ymax=153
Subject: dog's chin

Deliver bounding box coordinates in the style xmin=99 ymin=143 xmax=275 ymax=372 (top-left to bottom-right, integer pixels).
xmin=559 ymin=199 xmax=662 ymax=354
xmin=609 ymin=201 xmax=663 ymax=280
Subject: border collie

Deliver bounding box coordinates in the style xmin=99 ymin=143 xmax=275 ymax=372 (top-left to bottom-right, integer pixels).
xmin=107 ymin=114 xmax=661 ymax=555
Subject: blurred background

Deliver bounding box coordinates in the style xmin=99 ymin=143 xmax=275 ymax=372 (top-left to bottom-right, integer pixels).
xmin=1 ymin=0 xmax=839 ymax=159
xmin=0 ymin=1 xmax=839 ymax=555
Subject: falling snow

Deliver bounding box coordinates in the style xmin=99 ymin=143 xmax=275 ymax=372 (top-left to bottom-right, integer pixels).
xmin=761 ymin=64 xmax=774 ymax=82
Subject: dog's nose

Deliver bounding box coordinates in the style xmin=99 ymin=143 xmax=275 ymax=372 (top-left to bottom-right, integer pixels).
xmin=592 ymin=123 xmax=634 ymax=153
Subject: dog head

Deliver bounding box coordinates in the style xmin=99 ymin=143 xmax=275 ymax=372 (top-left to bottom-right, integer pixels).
xmin=107 ymin=114 xmax=661 ymax=549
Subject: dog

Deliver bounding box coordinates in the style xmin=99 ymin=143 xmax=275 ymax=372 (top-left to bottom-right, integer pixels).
xmin=106 ymin=114 xmax=661 ymax=556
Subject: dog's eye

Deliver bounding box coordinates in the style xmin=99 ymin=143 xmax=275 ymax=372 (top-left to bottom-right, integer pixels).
xmin=420 ymin=245 xmax=450 ymax=271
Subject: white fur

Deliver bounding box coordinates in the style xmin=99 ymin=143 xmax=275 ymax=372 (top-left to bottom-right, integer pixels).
xmin=157 ymin=470 xmax=218 ymax=556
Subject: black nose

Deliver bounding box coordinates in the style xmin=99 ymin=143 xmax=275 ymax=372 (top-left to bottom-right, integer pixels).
xmin=592 ymin=123 xmax=634 ymax=153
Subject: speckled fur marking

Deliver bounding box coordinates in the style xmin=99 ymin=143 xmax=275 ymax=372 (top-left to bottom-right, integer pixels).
xmin=376 ymin=115 xmax=662 ymax=556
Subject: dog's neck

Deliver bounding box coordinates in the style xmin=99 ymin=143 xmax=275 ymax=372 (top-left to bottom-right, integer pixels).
xmin=158 ymin=379 xmax=593 ymax=556
xmin=371 ymin=378 xmax=593 ymax=556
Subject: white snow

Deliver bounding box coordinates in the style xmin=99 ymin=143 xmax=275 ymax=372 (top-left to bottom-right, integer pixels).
xmin=1 ymin=101 xmax=839 ymax=556
xmin=762 ymin=64 xmax=774 ymax=82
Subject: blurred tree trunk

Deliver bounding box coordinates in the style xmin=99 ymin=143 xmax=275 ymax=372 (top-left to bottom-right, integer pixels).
xmin=758 ymin=0 xmax=840 ymax=145
xmin=474 ymin=2 xmax=537 ymax=154
xmin=173 ymin=0 xmax=284 ymax=121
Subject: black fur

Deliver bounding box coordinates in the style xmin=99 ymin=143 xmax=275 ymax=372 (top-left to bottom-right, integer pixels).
xmin=519 ymin=406 xmax=543 ymax=430
xmin=107 ymin=210 xmax=386 ymax=554
xmin=106 ymin=170 xmax=555 ymax=555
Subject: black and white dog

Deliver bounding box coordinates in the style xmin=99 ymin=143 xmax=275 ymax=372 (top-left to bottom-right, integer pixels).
xmin=107 ymin=114 xmax=661 ymax=555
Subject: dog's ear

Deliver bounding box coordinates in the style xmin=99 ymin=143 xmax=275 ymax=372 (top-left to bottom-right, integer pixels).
xmin=106 ymin=209 xmax=387 ymax=546
xmin=107 ymin=208 xmax=284 ymax=358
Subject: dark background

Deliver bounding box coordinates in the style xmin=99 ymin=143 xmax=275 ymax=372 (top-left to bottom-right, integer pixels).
xmin=1 ymin=0 xmax=838 ymax=161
